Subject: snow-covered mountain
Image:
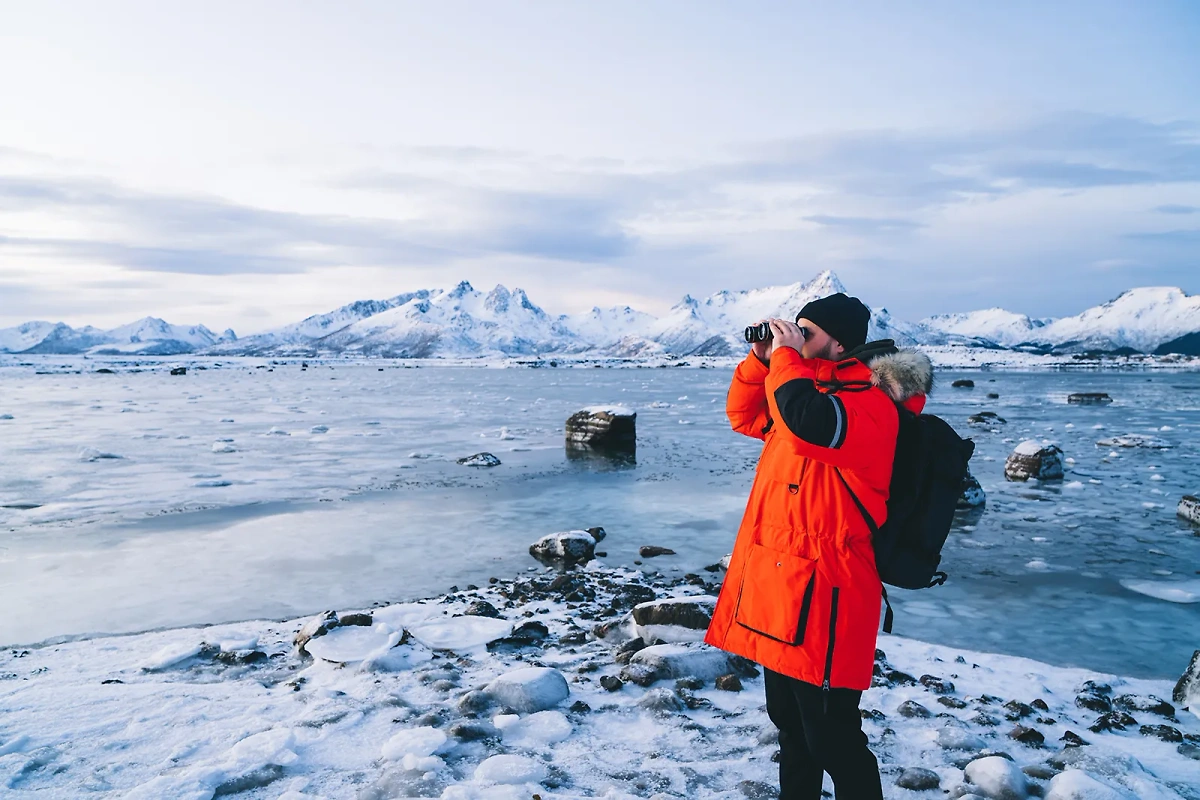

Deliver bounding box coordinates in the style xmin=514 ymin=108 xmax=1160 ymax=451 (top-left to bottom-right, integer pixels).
xmin=4 ymin=274 xmax=1198 ymax=358
xmin=0 ymin=317 xmax=235 ymax=355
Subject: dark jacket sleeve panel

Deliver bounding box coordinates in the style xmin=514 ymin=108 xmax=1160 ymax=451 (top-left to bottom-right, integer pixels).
xmin=726 ymin=351 xmax=772 ymax=440
xmin=764 ymin=346 xmax=898 ymax=470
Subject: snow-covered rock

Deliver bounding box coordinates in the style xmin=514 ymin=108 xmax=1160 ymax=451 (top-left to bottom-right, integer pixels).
xmin=632 ymin=596 xmax=717 ymax=643
xmin=1178 ymin=495 xmax=1200 ymax=526
xmin=1004 ymin=441 xmax=1065 ymax=481
xmin=483 ymin=667 xmax=570 ymax=713
xmin=473 ymin=753 xmax=547 ymax=784
xmin=959 ymin=472 xmax=987 ymax=508
xmin=962 ymin=755 xmax=1029 ymax=800
xmin=1045 ymin=769 xmax=1129 ymax=800
xmin=623 ymin=642 xmax=735 ymax=686
xmin=565 ymin=407 xmax=636 ymax=449
xmin=1097 ymin=434 xmax=1171 ymax=449
xmin=528 ymin=530 xmax=600 ymax=565
xmin=1174 ymin=650 xmax=1200 ymax=712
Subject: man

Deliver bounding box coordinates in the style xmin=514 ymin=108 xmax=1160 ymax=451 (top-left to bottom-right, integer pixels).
xmin=705 ymin=292 xmax=931 ymax=799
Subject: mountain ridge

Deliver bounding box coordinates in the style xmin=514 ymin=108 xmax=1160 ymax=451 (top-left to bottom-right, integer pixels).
xmin=4 ymin=274 xmax=1199 ymax=358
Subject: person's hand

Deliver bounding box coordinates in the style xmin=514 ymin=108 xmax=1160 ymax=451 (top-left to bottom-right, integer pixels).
xmin=750 ymin=319 xmax=772 ymax=364
xmin=769 ymin=318 xmax=806 ymax=356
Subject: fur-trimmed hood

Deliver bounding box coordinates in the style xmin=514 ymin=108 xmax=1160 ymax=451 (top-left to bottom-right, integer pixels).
xmin=867 ymin=348 xmax=934 ymax=403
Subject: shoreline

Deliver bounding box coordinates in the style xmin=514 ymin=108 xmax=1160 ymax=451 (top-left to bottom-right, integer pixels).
xmin=2 ymin=558 xmax=1197 ymax=798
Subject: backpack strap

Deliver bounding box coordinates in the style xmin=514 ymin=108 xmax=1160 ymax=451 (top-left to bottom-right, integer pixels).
xmin=834 ymin=469 xmax=894 ymax=634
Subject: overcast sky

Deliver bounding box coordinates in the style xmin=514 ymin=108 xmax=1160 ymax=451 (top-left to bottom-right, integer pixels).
xmin=1 ymin=1 xmax=1198 ymax=334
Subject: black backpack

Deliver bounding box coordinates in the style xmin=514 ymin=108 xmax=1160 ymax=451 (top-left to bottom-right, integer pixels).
xmin=837 ymin=406 xmax=975 ymax=632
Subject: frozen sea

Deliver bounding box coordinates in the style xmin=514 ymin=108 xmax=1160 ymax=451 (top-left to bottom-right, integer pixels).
xmin=1 ymin=356 xmax=1198 ymax=680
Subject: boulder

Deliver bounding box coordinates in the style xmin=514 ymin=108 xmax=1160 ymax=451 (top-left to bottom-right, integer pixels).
xmin=622 ymin=642 xmax=733 ymax=686
xmin=895 ymin=767 xmax=941 ymax=791
xmin=1067 ymin=393 xmax=1113 ymax=405
xmin=1177 ymin=496 xmax=1200 ymax=526
xmin=639 ymin=545 xmax=676 ymax=558
xmin=457 ymin=452 xmax=501 ymax=467
xmin=170 ymin=366 xmax=187 ymax=376
xmin=937 ymin=727 xmax=986 ymax=751
xmin=1172 ymin=649 xmax=1200 ymax=710
xmin=968 ymin=411 xmax=1006 ymax=425
xmin=1004 ymin=441 xmax=1065 ymax=482
xmin=565 ymin=406 xmax=636 ymax=449
xmin=632 ymin=596 xmax=717 ymax=643
xmin=959 ymin=472 xmax=987 ymax=508
xmin=483 ymin=667 xmax=569 ymax=713
xmin=1008 ymin=724 xmax=1045 ymax=745
xmin=1045 ymin=769 xmax=1126 ymax=800
xmin=952 ymin=379 xmax=975 ymax=388
xmin=1112 ymin=694 xmax=1174 ymax=717
xmin=963 ymin=755 xmax=1029 ymax=800
xmin=897 ymin=700 xmax=932 ymax=718
xmin=529 ymin=529 xmax=601 ymax=565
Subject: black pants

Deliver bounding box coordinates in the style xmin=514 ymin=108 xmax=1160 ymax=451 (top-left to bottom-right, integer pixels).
xmin=764 ymin=668 xmax=883 ymax=800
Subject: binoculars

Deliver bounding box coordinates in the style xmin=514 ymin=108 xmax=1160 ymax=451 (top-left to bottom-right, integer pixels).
xmin=744 ymin=320 xmax=808 ymax=344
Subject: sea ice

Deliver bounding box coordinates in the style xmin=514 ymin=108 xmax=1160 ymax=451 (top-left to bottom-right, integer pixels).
xmin=304 ymin=624 xmax=406 ymax=663
xmin=1120 ymin=579 xmax=1200 ymax=604
xmin=407 ymin=616 xmax=512 ymax=651
xmin=78 ymin=446 xmax=123 ymax=462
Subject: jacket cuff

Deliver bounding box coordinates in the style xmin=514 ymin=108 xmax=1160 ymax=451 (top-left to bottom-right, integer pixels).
xmin=738 ymin=350 xmax=771 ymax=382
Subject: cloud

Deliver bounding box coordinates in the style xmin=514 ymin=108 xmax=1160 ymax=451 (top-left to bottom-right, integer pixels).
xmin=1124 ymin=229 xmax=1200 ymax=243
xmin=803 ymin=215 xmax=924 ymax=233
xmin=1154 ymin=204 xmax=1198 ymax=214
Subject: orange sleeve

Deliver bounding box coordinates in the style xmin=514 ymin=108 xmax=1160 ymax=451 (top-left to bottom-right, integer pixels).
xmin=763 ymin=346 xmax=898 ymax=470
xmin=726 ymin=351 xmax=772 ymax=440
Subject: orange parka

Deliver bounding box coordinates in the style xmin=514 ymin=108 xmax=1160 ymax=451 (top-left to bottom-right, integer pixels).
xmin=705 ymin=344 xmax=926 ymax=690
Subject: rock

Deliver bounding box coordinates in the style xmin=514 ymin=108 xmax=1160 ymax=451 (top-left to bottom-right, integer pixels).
xmin=456 ymin=690 xmax=493 ymax=714
xmin=457 ymin=452 xmax=501 ymax=467
xmin=636 ymin=688 xmax=683 ymax=715
xmin=1173 ymin=649 xmax=1200 ymax=709
xmin=987 ymin=392 xmax=1000 ymax=399
xmin=715 ymin=674 xmax=743 ymax=692
xmin=972 ymin=713 xmax=1002 ymax=727
xmin=968 ymin=411 xmax=1006 ymax=425
xmin=921 ymin=674 xmax=956 ymax=694
xmin=632 ymin=596 xmax=717 ymax=643
xmin=1177 ymin=496 xmax=1200 ymax=526
xmin=1060 ymin=731 xmax=1089 ymax=747
xmin=483 ymin=667 xmax=569 ymax=713
xmin=338 ymin=613 xmax=373 ymax=627
xmin=1004 ymin=700 xmax=1034 ymax=720
xmin=565 ymin=407 xmax=636 ymax=449
xmin=1022 ymin=765 xmax=1058 ymax=781
xmin=1138 ymin=724 xmax=1183 ymax=743
xmin=448 ymin=721 xmax=497 ymax=742
xmin=1088 ymin=711 xmax=1137 ymax=733
xmin=639 ymin=545 xmax=676 ymax=558
xmin=952 ymin=379 xmax=975 ymax=388
xmin=885 ymin=669 xmax=919 ymax=687
xmin=963 ymin=755 xmax=1029 ymax=800
xmin=1178 ymin=743 xmax=1200 ymax=761
xmin=1045 ymin=770 xmax=1125 ymax=800
xmin=170 ymin=366 xmax=187 ymax=376
xmin=937 ymin=727 xmax=986 ymax=751
xmin=1005 ymin=441 xmax=1065 ymax=482
xmin=1009 ymin=725 xmax=1045 ymax=745
xmin=939 ymin=696 xmax=969 ymax=709
xmin=738 ymin=780 xmax=777 ymax=799
xmin=897 ymin=700 xmax=932 ymax=718
xmin=529 ymin=530 xmax=597 ymax=565
xmin=1112 ymin=694 xmax=1174 ymax=717
xmin=959 ymin=472 xmax=987 ymax=508
xmin=895 ymin=767 xmax=941 ymax=790
xmin=1078 ymin=680 xmax=1111 ymax=695
xmin=600 ymin=675 xmax=623 ymax=692
xmin=1067 ymin=393 xmax=1112 ymax=405
xmin=464 ymin=601 xmax=502 ymax=619
xmin=622 ymin=642 xmax=734 ymax=686
xmin=488 ymin=620 xmax=550 ymax=651
xmin=614 ymin=637 xmax=647 ymax=665
xmin=294 ymin=610 xmax=338 ymax=653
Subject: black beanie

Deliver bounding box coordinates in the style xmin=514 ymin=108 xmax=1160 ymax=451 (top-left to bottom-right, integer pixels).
xmin=796 ymin=292 xmax=870 ymax=352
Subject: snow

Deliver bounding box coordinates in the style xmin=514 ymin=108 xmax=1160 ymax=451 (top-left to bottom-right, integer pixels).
xmin=408 ymin=617 xmax=513 ymax=651
xmin=579 ymin=405 xmax=635 ymax=416
xmin=304 ymin=624 xmax=405 ymax=663
xmin=963 ymin=755 xmax=1028 ymax=799
xmin=473 ymin=754 xmax=547 ymax=784
xmin=484 ymin=667 xmax=570 ymax=713
xmin=1014 ymin=439 xmax=1048 ymax=456
xmin=381 ymin=727 xmax=449 ymax=761
xmin=1120 ymin=579 xmax=1200 ymax=604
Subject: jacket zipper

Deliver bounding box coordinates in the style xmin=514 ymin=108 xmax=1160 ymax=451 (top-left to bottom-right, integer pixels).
xmin=821 ymin=587 xmax=840 ymax=704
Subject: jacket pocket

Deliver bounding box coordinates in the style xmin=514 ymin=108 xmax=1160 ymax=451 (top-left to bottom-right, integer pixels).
xmin=733 ymin=542 xmax=818 ymax=645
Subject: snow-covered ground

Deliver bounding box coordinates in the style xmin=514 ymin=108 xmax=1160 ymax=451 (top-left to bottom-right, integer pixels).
xmin=2 ymin=564 xmax=1197 ymax=799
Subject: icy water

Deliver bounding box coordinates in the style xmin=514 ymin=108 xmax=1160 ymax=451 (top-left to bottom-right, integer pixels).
xmin=1 ymin=358 xmax=1198 ymax=679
